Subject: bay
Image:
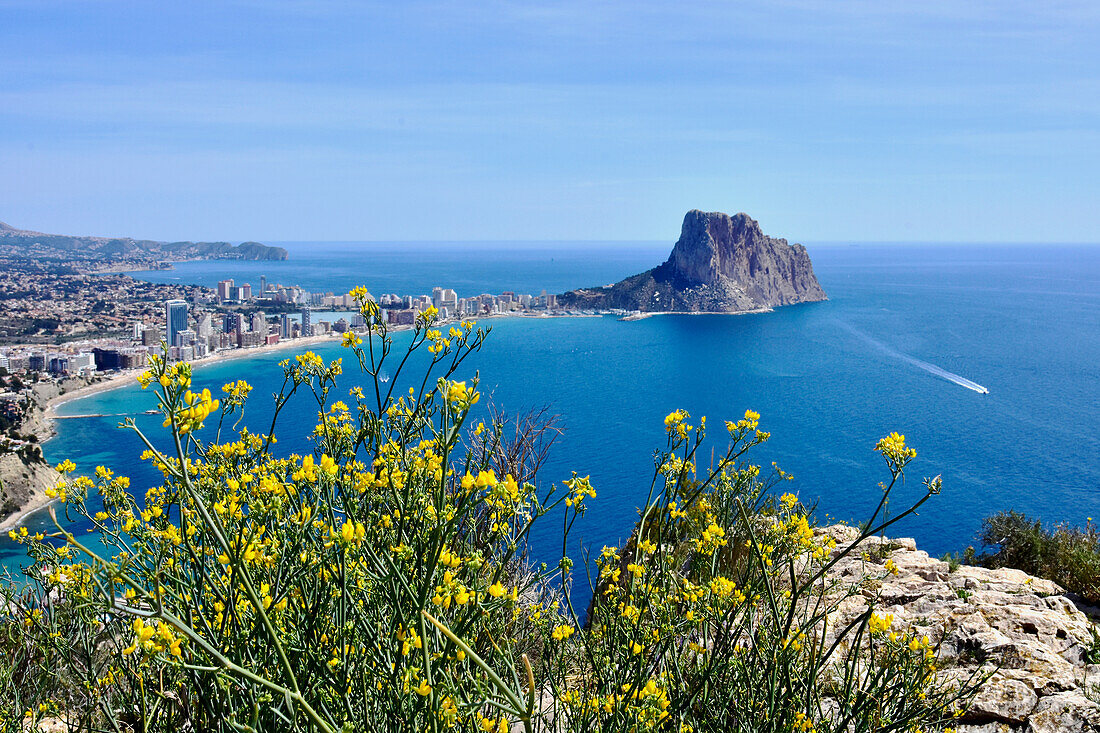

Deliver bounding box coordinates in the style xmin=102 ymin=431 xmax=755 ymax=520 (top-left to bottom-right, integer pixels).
xmin=4 ymin=241 xmax=1099 ymax=606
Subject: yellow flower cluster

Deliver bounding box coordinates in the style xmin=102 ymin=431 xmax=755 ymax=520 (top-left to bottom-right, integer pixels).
xmin=418 ymin=305 xmax=439 ymax=324
xmin=664 ymin=409 xmax=692 ymax=439
xmin=426 ymin=329 xmax=448 ymax=354
xmin=168 ymin=388 xmax=220 ymax=434
xmin=348 ymin=286 xmax=370 ymax=306
xmin=560 ymin=678 xmax=671 ymax=731
xmin=221 ymin=379 xmax=253 ymax=405
xmin=295 ymin=351 xmax=324 ymax=370
xmin=551 ymin=623 xmax=575 ymax=641
xmin=726 ymin=408 xmax=761 ymax=434
xmin=563 ymin=473 xmax=596 ymax=508
xmin=444 ymin=379 xmax=479 ymax=410
xmin=868 ymin=612 xmax=894 ymax=634
xmin=474 ymin=713 xmax=510 ymax=733
xmin=122 ymin=618 xmax=185 ymax=659
xmin=876 ymin=431 xmax=917 ymax=465
xmin=7 ymin=525 xmax=44 ymax=543
xmin=136 ymin=356 xmax=188 ymax=390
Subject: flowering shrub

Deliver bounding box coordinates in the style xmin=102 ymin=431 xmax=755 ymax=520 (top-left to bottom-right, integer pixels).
xmin=1 ymin=288 xmax=984 ymax=732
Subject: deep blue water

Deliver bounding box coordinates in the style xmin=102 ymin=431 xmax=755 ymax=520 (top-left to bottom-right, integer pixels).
xmin=4 ymin=242 xmax=1099 ymax=604
xmin=127 ymin=241 xmax=670 ymax=297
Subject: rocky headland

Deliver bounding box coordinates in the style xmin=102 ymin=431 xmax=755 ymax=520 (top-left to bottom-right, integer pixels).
xmin=559 ymin=210 xmax=827 ymax=313
xmin=0 ymin=452 xmax=59 ymax=532
xmin=0 ymin=221 xmax=288 ymax=263
xmin=0 ymin=376 xmax=101 ymax=531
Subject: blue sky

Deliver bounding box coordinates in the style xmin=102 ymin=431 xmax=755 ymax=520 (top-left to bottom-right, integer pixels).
xmin=1 ymin=1 xmax=1098 ymax=243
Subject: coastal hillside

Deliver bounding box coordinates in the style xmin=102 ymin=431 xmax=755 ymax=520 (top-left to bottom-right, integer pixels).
xmin=559 ymin=210 xmax=826 ymax=312
xmin=0 ymin=221 xmax=287 ymax=263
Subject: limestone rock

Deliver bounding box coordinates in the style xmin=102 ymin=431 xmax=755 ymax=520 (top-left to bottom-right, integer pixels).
xmin=968 ymin=677 xmax=1039 ymax=723
xmin=818 ymin=525 xmax=1100 ymax=731
xmin=1026 ymin=691 xmax=1100 ymax=732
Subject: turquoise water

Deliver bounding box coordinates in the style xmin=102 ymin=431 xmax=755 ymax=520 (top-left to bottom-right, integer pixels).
xmin=4 ymin=242 xmax=1099 ymax=594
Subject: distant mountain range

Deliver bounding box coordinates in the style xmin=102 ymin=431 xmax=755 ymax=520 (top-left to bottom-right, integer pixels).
xmin=559 ymin=210 xmax=826 ymax=313
xmin=0 ymin=221 xmax=288 ymax=263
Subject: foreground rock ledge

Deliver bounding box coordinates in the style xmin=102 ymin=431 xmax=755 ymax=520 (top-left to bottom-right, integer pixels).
xmin=820 ymin=525 xmax=1100 ymax=733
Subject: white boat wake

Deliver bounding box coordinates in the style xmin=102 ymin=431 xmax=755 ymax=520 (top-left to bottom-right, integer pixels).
xmin=836 ymin=321 xmax=989 ymax=394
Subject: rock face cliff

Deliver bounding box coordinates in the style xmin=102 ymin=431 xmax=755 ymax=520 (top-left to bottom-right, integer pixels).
xmin=822 ymin=526 xmax=1100 ymax=733
xmin=559 ymin=210 xmax=826 ymax=312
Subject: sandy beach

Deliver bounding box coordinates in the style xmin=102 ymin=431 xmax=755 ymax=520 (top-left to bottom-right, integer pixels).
xmin=1 ymin=333 xmax=346 ymax=532
xmin=48 ymin=332 xmax=342 ymax=412
xmin=2 ymin=312 xmax=599 ymax=531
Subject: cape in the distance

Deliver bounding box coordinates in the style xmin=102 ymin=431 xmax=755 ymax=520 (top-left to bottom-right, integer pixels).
xmin=559 ymin=210 xmax=827 ymax=313
xmin=0 ymin=221 xmax=288 ymax=263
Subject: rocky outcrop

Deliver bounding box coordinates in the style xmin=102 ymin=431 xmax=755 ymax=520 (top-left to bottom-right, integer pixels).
xmin=0 ymin=377 xmax=96 ymax=529
xmin=821 ymin=526 xmax=1100 ymax=732
xmin=0 ymin=452 xmax=58 ymax=531
xmin=559 ymin=210 xmax=826 ymax=312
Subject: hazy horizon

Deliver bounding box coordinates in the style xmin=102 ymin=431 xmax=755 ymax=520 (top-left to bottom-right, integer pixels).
xmin=6 ymin=221 xmax=1100 ymax=248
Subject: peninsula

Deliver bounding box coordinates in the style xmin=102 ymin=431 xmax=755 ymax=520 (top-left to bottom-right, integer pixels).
xmin=559 ymin=210 xmax=827 ymax=313
xmin=0 ymin=221 xmax=288 ymax=268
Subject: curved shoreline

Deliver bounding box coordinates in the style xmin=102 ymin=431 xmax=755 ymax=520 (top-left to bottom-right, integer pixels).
xmin=0 ymin=333 xmax=345 ymax=532
xmin=2 ymin=315 xmax=538 ymax=531
xmin=1 ymin=307 xmax=757 ymax=532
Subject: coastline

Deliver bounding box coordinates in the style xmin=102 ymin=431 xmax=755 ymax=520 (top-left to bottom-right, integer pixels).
xmin=5 ymin=308 xmax=652 ymax=531
xmin=0 ymin=333 xmax=344 ymax=532
xmin=36 ymin=310 xmax=596 ymax=435
xmin=48 ymin=332 xmax=343 ymax=413
xmin=45 ymin=311 xmax=593 ymax=417
xmin=3 ymin=315 xmax=535 ymax=531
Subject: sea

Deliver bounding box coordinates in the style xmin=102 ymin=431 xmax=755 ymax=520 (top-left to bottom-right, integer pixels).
xmin=4 ymin=241 xmax=1099 ymax=605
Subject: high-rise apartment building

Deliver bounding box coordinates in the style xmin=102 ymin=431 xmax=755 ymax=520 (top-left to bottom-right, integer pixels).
xmin=142 ymin=326 xmax=161 ymax=347
xmin=433 ymin=287 xmax=458 ymax=310
xmin=301 ymin=306 xmax=312 ymax=337
xmin=165 ymin=299 xmax=189 ymax=351
xmin=224 ymin=312 xmax=245 ymax=334
xmin=197 ymin=313 xmax=213 ymax=340
xmin=217 ymin=279 xmax=234 ymax=301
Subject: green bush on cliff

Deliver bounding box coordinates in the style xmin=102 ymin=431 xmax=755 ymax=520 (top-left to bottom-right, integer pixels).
xmin=1 ymin=288 xmax=983 ymax=732
xmin=976 ymin=511 xmax=1100 ymax=605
